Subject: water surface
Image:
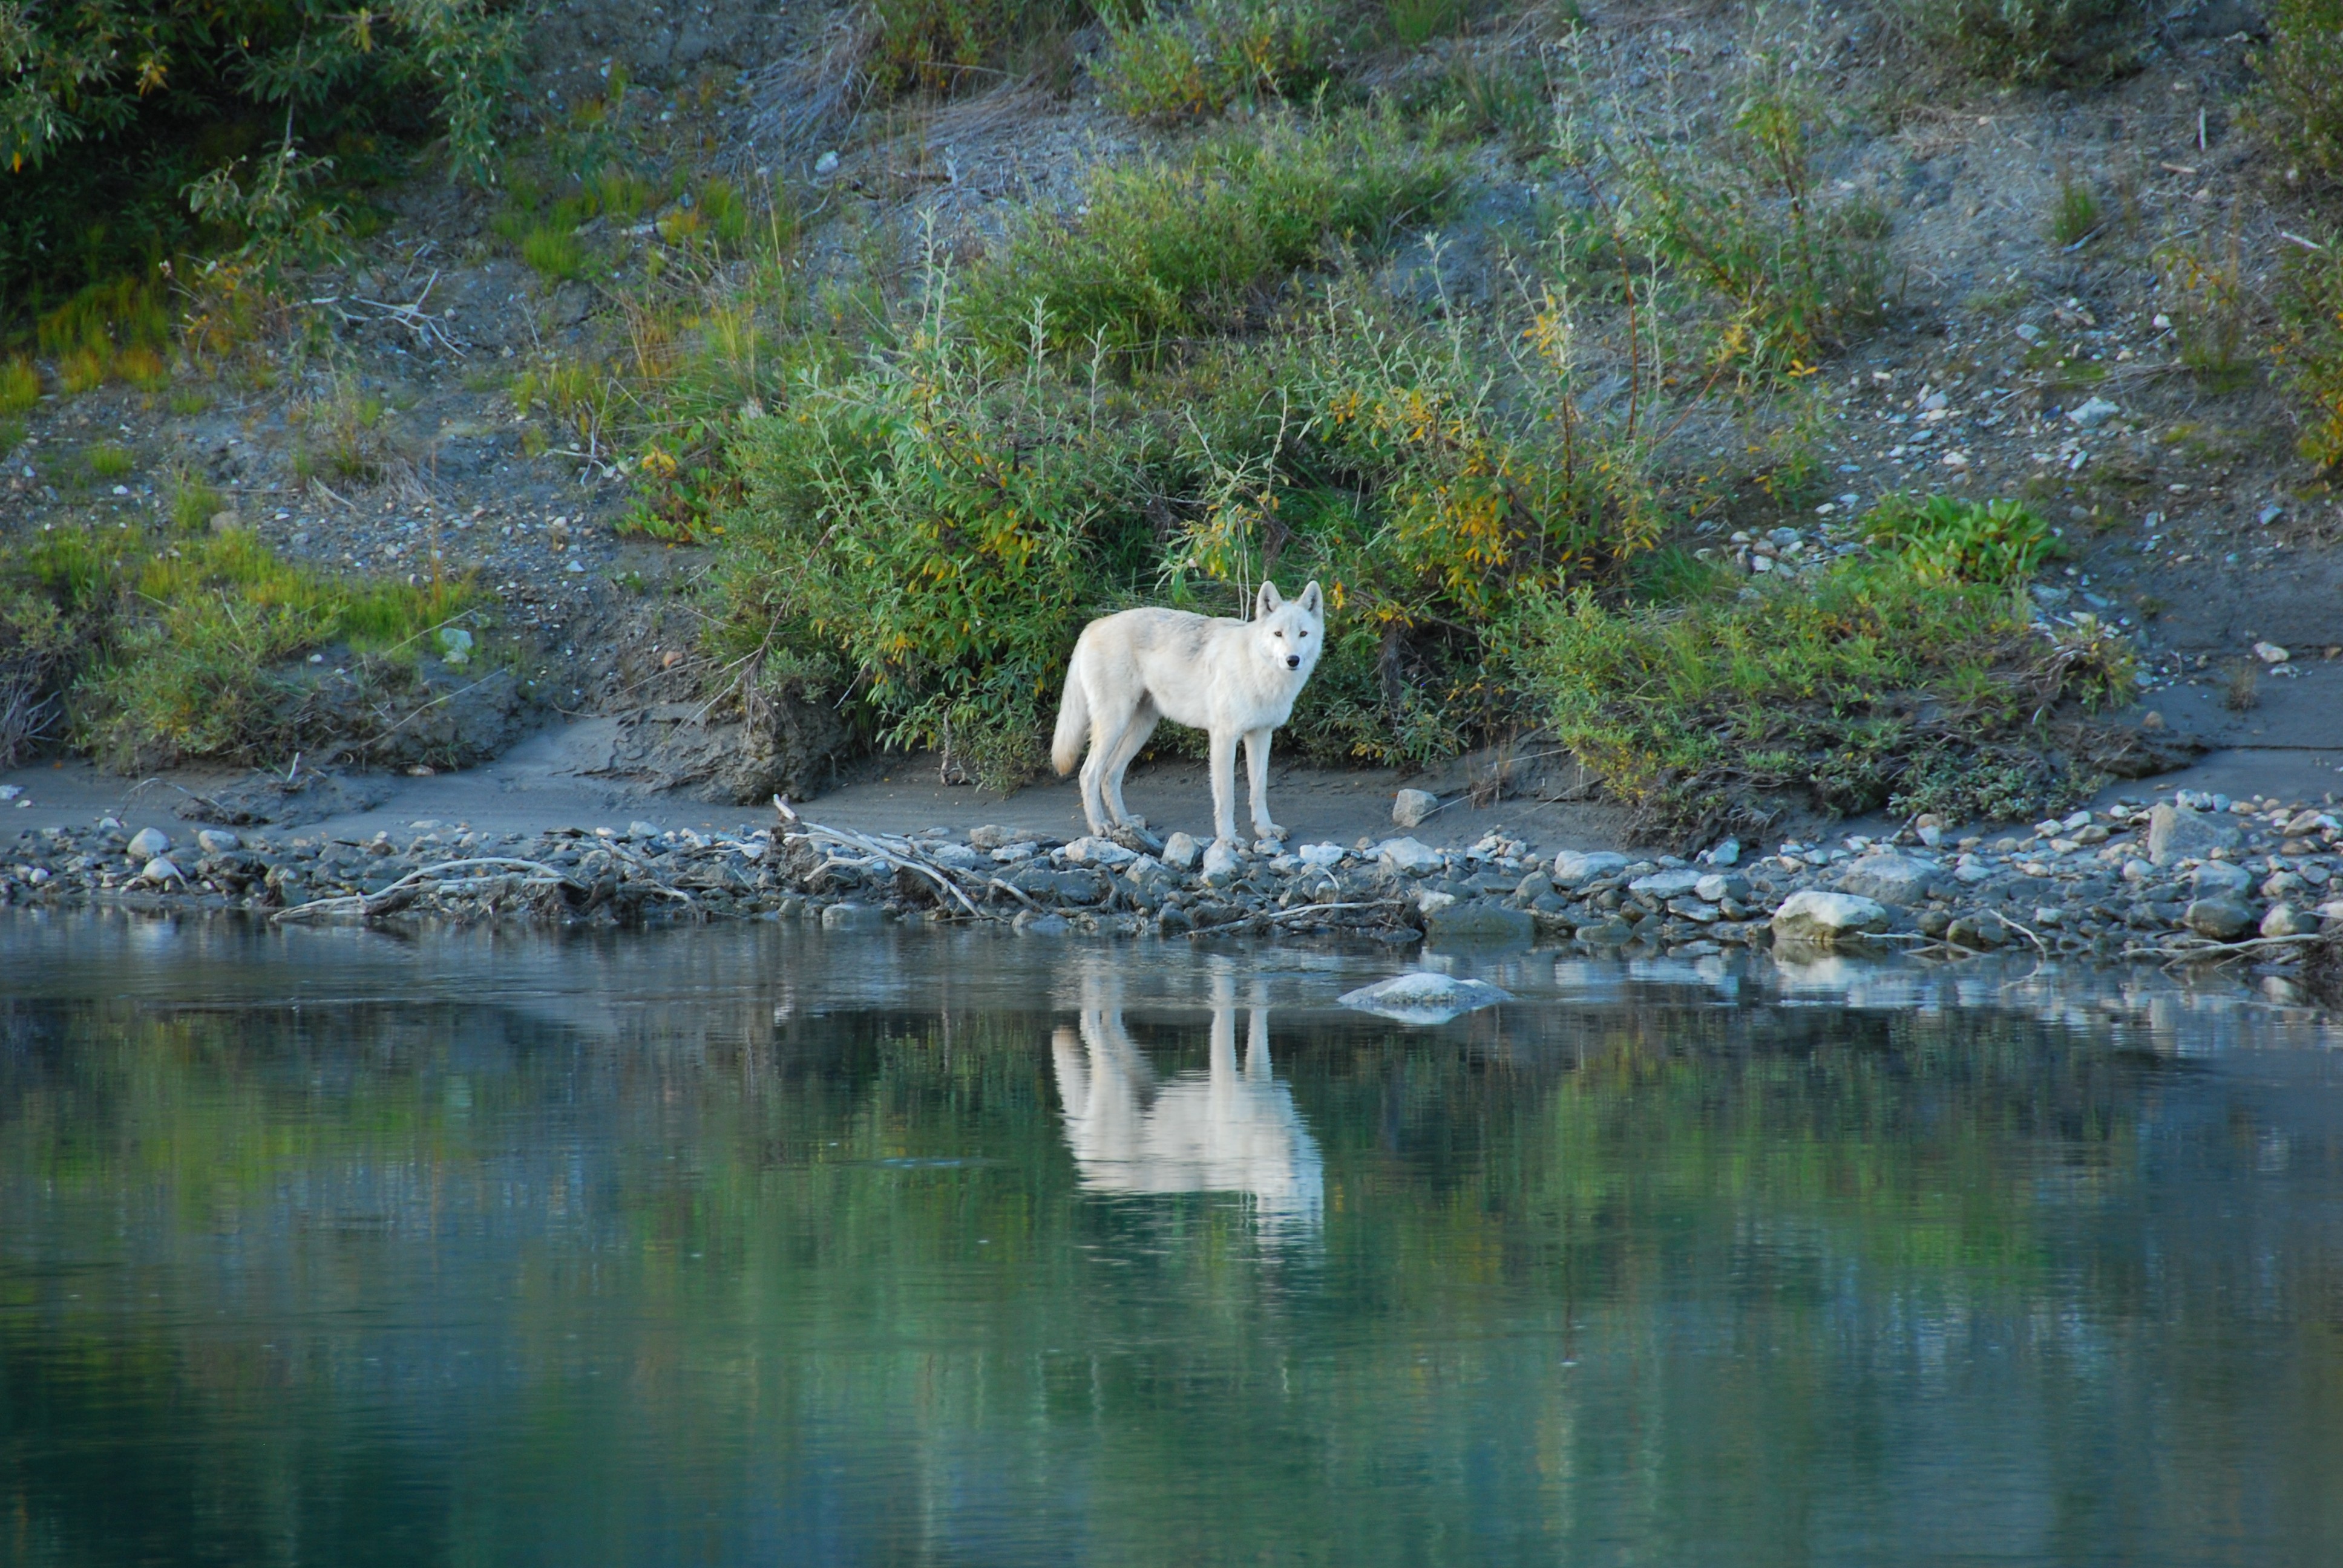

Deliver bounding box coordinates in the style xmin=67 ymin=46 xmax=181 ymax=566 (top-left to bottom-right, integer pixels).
xmin=4 ymin=914 xmax=2341 ymax=1566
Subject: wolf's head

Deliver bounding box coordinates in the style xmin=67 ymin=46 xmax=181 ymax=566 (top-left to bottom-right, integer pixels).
xmin=1253 ymin=580 xmax=1326 ymax=681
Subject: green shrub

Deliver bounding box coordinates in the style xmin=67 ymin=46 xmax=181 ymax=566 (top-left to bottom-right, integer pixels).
xmin=2258 ymin=0 xmax=2343 ymax=183
xmin=0 ymin=525 xmax=476 ymax=770
xmin=1860 ymin=494 xmax=2059 ymax=583
xmin=1520 ymin=550 xmax=2122 ymax=834
xmin=865 ymin=0 xmax=1090 ymax=94
xmin=2275 ymin=238 xmax=2343 ymax=469
xmin=1095 ymin=0 xmax=1334 ymax=121
xmin=1881 ymin=0 xmax=2140 ymax=83
xmin=0 ymin=0 xmax=523 ymax=311
xmin=960 ymin=111 xmax=1461 ymax=362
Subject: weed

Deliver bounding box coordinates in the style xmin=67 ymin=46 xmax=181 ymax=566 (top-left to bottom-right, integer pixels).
xmin=291 ymin=378 xmax=391 ymax=485
xmin=0 ymin=359 xmax=38 ymax=415
xmin=1861 ymin=493 xmax=2059 ymax=583
xmin=1879 ymin=0 xmax=2140 ymax=85
xmin=522 ymin=226 xmax=592 ymax=283
xmin=58 ymin=350 xmax=107 ymax=396
xmin=116 ymin=346 xmax=169 ymax=393
xmin=169 ymin=477 xmax=229 ymax=532
xmin=168 ymin=390 xmax=212 ymax=417
xmin=1096 ymin=0 xmax=1334 ymax=121
xmin=2223 ymin=657 xmax=2259 ymax=711
xmin=2048 ymin=171 xmax=2101 ymax=246
xmin=2155 ymin=223 xmax=2250 ymax=390
xmin=865 ymin=0 xmax=1088 ymax=96
xmin=85 ymin=445 xmax=134 ymax=482
xmin=1381 ymin=0 xmax=1470 ymax=48
xmin=2273 ymin=237 xmax=2343 ymax=468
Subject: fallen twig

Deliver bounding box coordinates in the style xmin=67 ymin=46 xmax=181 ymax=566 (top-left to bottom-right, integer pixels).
xmin=273 ymin=856 xmax=582 ymax=923
xmin=776 ymin=794 xmax=991 ymax=920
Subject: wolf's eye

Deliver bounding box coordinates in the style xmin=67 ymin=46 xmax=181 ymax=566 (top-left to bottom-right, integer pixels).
xmin=1298 ymin=630 xmax=1309 ymax=639
xmin=1272 ymin=630 xmax=1284 ymax=638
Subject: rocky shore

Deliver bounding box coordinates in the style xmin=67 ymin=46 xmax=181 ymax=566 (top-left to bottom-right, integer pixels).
xmin=6 ymin=785 xmax=2339 ymax=979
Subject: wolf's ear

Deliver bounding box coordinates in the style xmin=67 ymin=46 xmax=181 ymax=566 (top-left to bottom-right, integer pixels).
xmin=1297 ymin=580 xmax=1323 ymax=617
xmin=1254 ymin=580 xmax=1283 ymax=618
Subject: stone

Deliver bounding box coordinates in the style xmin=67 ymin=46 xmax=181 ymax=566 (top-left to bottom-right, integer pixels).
xmin=1515 ymin=871 xmax=1555 ymax=903
xmin=2317 ymin=900 xmax=2343 ymax=923
xmin=1124 ymin=857 xmax=1178 ymax=891
xmin=1696 ymin=872 xmax=1751 ymax=903
xmin=2192 ymin=860 xmax=2252 ymax=895
xmin=1667 ymin=897 xmax=1720 ymax=924
xmin=1629 ymin=868 xmax=1704 ymax=899
xmin=1415 ymin=889 xmax=1459 ymax=917
xmin=1296 ymin=842 xmax=1345 ymax=869
xmin=1771 ymin=889 xmax=1891 ymax=945
xmin=1838 ymin=852 xmax=1941 ymax=904
xmin=437 ymin=627 xmax=474 ymax=666
xmin=821 ymin=901 xmax=884 ymax=929
xmin=195 ymin=828 xmax=243 ymax=855
xmin=1392 ymin=788 xmax=1440 ymax=829
xmin=929 ymin=843 xmax=982 ymax=871
xmin=2065 ymin=395 xmax=2120 ymax=429
xmin=1552 ymin=850 xmax=1630 ymax=887
xmin=991 ymin=842 xmax=1040 ymax=864
xmin=2146 ymin=804 xmax=2241 ymax=866
xmin=126 ymin=827 xmax=171 ymax=859
xmin=969 ymin=824 xmax=1017 ymax=851
xmin=1378 ymin=838 xmax=1446 ymax=878
xmin=1578 ymin=916 xmax=1634 ymax=946
xmin=1954 ymin=861 xmax=1994 ymax=884
xmin=1010 ymin=866 xmax=1110 ymax=904
xmin=1199 ymin=841 xmax=1244 ymax=886
xmin=2182 ymin=896 xmax=2253 ymax=941
xmin=1338 ymin=971 xmax=1513 ymax=1024
xmin=2262 ymin=903 xmax=2318 ymax=938
xmin=1160 ymin=832 xmax=1202 ymax=871
xmin=1062 ymin=835 xmax=1139 ymax=868
xmin=140 ymin=856 xmax=184 ymax=885
xmin=1013 ymin=910 xmax=1070 ymax=935
xmin=1424 ymin=901 xmax=1535 ymax=944
xmin=1703 ymin=838 xmax=1741 ymax=867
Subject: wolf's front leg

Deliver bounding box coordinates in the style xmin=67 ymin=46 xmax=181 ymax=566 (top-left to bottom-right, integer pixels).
xmin=1208 ymin=728 xmax=1240 ymax=845
xmin=1244 ymin=728 xmax=1284 ymax=843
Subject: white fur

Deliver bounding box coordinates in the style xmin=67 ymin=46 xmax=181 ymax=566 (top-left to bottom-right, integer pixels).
xmin=1051 ymin=580 xmax=1325 ymax=846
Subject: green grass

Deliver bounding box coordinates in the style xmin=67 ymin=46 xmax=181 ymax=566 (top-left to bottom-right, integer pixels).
xmin=1095 ymin=0 xmax=1334 ymax=121
xmin=85 ymin=444 xmax=134 ymax=481
xmin=0 ymin=359 xmax=39 ymax=416
xmin=2048 ymin=174 xmax=2100 ymax=245
xmin=0 ymin=524 xmax=477 ymax=771
xmin=169 ymin=477 xmax=229 ymax=532
xmin=1881 ymin=0 xmax=2140 ymax=83
xmin=522 ymin=226 xmax=591 ymax=283
xmin=961 ymin=109 xmax=1462 ymax=362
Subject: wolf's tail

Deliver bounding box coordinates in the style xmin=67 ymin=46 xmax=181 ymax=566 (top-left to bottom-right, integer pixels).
xmin=1050 ymin=647 xmax=1089 ymax=776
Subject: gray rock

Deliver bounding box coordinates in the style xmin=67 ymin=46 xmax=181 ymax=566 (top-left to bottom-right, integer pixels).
xmin=1338 ymin=971 xmax=1513 ymax=1024
xmin=1696 ymin=872 xmax=1751 ymax=903
xmin=1628 ymin=868 xmax=1704 ymax=899
xmin=1515 ymin=871 xmax=1555 ymax=903
xmin=2263 ymin=903 xmax=2318 ymax=938
xmin=1200 ymin=841 xmax=1244 ymax=886
xmin=1296 ymin=842 xmax=1345 ymax=869
xmin=2192 ymin=860 xmax=2252 ymax=895
xmin=195 ymin=828 xmax=243 ymax=855
xmin=1009 ymin=866 xmax=1110 ymax=904
xmin=1415 ymin=889 xmax=1458 ymax=917
xmin=1552 ymin=850 xmax=1630 ymax=887
xmin=1013 ymin=910 xmax=1070 ymax=935
xmin=1703 ymin=838 xmax=1741 ymax=867
xmin=2147 ymin=805 xmax=2241 ymax=866
xmin=628 ymin=820 xmax=664 ymax=839
xmin=1392 ymin=788 xmax=1440 ymax=829
xmin=821 ymin=901 xmax=884 ymax=929
xmin=1124 ymin=856 xmax=1178 ymax=890
xmin=1771 ymin=889 xmax=1891 ymax=945
xmin=929 ymin=843 xmax=982 ymax=871
xmin=1062 ymin=835 xmax=1139 ymax=868
xmin=1578 ymin=916 xmax=1634 ymax=946
xmin=2182 ymin=896 xmax=2253 ymax=940
xmin=1838 ymin=852 xmax=1941 ymax=904
xmin=1424 ymin=901 xmax=1535 ymax=945
xmin=969 ymin=824 xmax=1017 ymax=851
xmin=140 ymin=856 xmax=184 ymax=886
xmin=1378 ymin=838 xmax=1446 ymax=878
xmin=1161 ymin=832 xmax=1202 ymax=871
xmin=126 ymin=827 xmax=171 ymax=860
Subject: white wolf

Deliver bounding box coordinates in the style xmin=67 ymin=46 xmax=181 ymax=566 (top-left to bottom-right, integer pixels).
xmin=1051 ymin=580 xmax=1325 ymax=846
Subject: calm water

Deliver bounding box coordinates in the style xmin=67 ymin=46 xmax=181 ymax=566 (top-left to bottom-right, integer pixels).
xmin=3 ymin=915 xmax=2342 ymax=1567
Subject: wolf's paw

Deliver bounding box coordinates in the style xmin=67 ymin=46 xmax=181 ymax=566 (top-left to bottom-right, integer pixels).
xmin=1253 ymin=823 xmax=1288 ymax=848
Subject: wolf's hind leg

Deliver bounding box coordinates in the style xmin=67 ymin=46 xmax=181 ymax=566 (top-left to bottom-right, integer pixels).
xmin=1207 ymin=728 xmax=1239 ymax=846
xmin=1076 ymin=682 xmax=1128 ymax=837
xmin=1099 ymin=700 xmax=1158 ymax=829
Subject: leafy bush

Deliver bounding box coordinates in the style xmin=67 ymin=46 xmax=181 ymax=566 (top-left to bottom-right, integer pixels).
xmin=1860 ymin=494 xmax=2059 ymax=583
xmin=1880 ymin=0 xmax=2140 ymax=83
xmin=1600 ymin=85 xmax=1887 ymax=377
xmin=1521 ymin=550 xmax=2122 ymax=835
xmin=1095 ymin=0 xmax=1335 ymax=121
xmin=960 ymin=110 xmax=1461 ymax=362
xmin=2276 ymin=240 xmax=2343 ymax=469
xmin=2255 ymin=0 xmax=2343 ymax=181
xmin=0 ymin=0 xmax=523 ymax=310
xmin=0 ymin=525 xmax=476 ymax=770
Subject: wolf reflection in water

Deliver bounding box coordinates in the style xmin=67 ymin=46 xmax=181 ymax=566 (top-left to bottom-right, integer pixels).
xmin=1050 ymin=974 xmax=1325 ymax=1235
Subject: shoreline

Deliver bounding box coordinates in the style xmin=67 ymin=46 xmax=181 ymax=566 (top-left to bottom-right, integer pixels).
xmin=8 ymin=776 xmax=2336 ymax=991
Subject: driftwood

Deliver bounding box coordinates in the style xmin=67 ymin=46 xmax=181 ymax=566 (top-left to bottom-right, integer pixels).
xmin=775 ymin=795 xmax=995 ymax=920
xmin=273 ymin=857 xmax=583 ymax=923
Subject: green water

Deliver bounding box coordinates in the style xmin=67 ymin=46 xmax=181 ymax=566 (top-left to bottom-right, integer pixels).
xmin=3 ymin=915 xmax=2341 ymax=1566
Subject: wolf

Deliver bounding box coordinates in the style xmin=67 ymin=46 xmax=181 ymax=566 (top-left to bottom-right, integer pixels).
xmin=1051 ymin=580 xmax=1325 ymax=847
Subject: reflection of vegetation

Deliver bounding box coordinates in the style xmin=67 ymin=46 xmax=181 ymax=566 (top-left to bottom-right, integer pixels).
xmin=2 ymin=965 xmax=2339 ymax=1564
